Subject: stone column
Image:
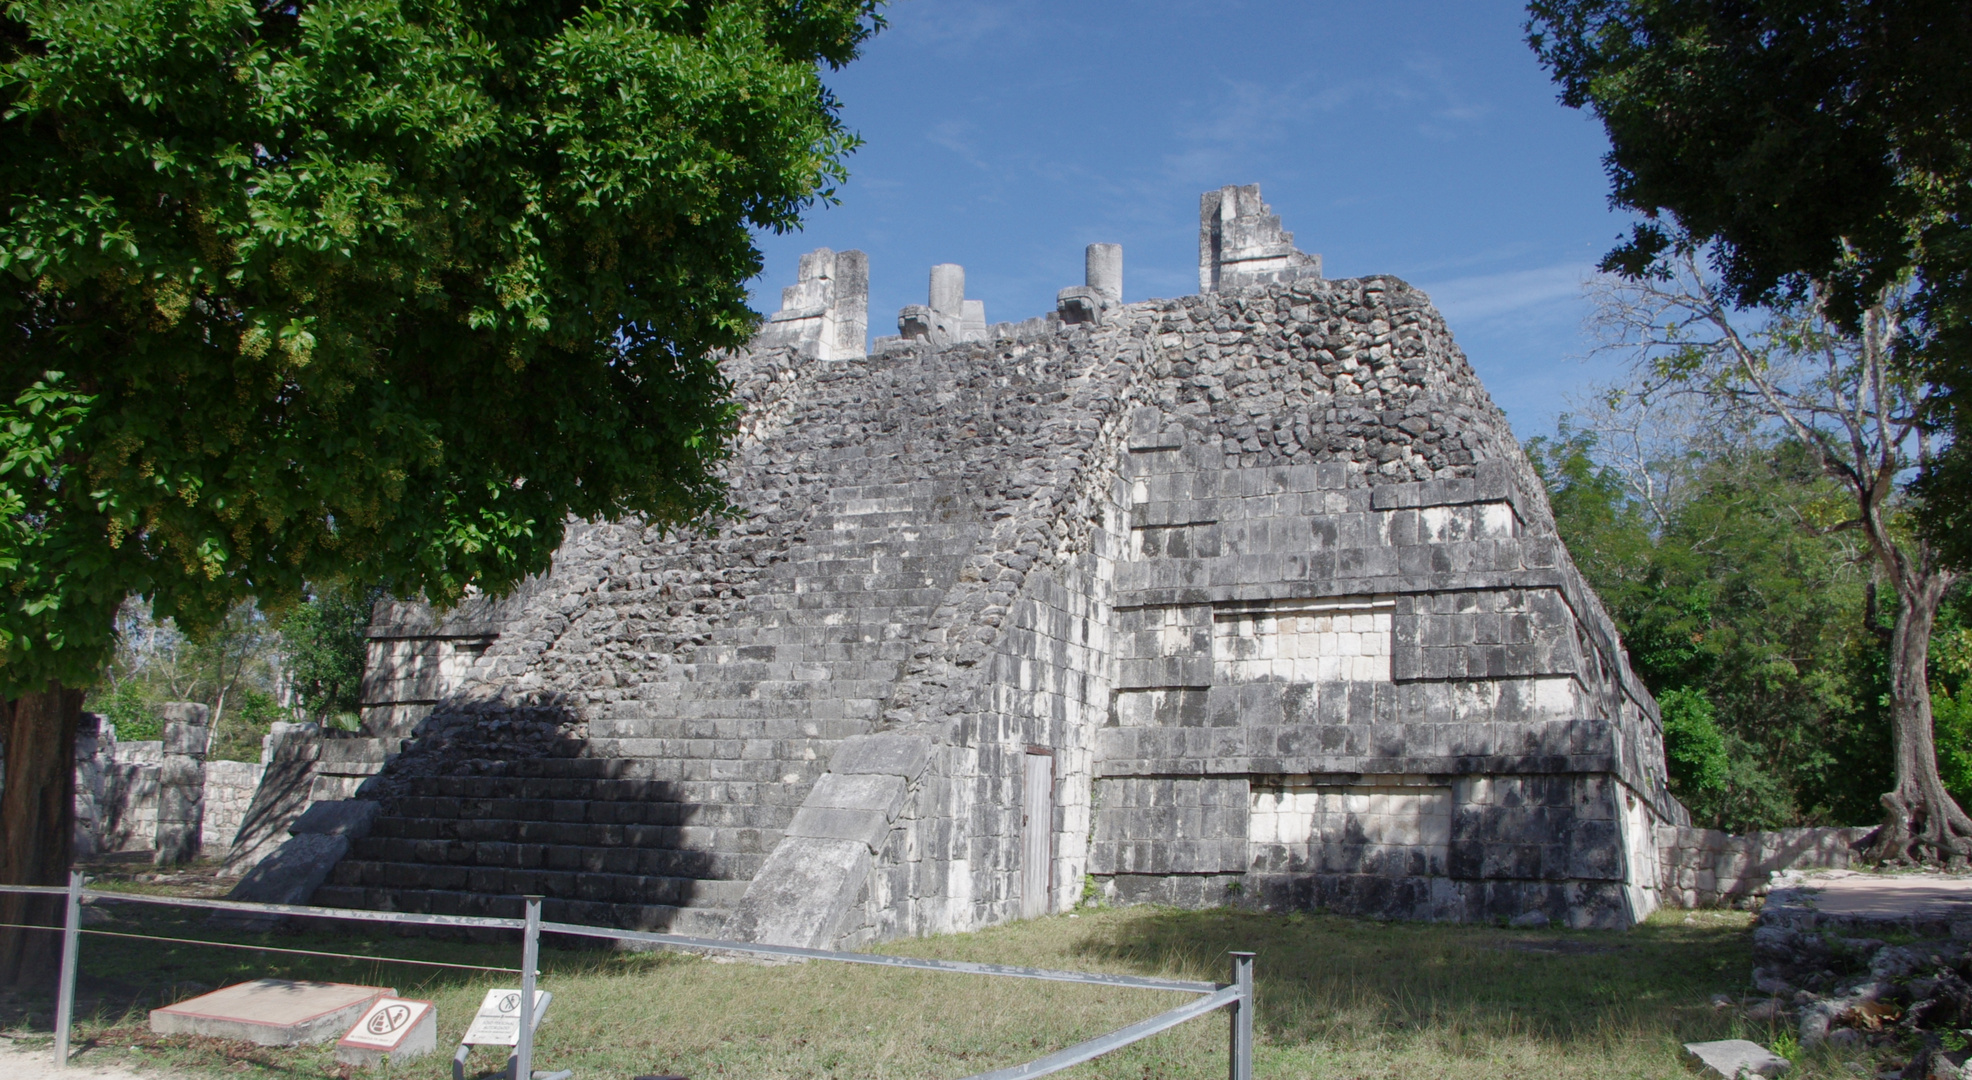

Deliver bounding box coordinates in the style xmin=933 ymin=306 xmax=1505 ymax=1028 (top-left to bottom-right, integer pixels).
xmin=1057 ymin=244 xmax=1124 ymax=325
xmin=1086 ymin=243 xmax=1123 ymax=305
xmin=155 ymin=703 xmax=209 ymax=866
xmin=928 ymin=264 xmax=965 ymax=321
xmin=831 ymin=250 xmax=870 ymax=359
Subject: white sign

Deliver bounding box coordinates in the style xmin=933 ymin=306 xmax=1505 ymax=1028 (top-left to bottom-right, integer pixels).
xmin=461 ymin=988 xmax=551 ymax=1047
xmin=339 ymin=997 xmax=434 ymax=1052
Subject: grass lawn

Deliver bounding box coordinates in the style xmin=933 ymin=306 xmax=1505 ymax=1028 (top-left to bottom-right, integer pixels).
xmin=0 ymin=891 xmax=1890 ymax=1080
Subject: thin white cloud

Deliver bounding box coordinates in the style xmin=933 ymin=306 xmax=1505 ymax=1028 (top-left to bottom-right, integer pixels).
xmin=926 ymin=118 xmax=990 ymax=170
xmin=885 ymin=0 xmax=1035 ymax=51
xmin=1416 ymin=263 xmax=1591 ymax=324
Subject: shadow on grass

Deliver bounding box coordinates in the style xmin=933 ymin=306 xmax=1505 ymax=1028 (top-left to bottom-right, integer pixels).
xmin=1066 ymin=906 xmax=1756 ymax=1052
xmin=0 ymin=893 xmax=650 ymax=1036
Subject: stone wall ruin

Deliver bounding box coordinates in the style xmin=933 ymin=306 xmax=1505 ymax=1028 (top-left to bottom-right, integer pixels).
xmin=320 ymin=184 xmax=1700 ymax=943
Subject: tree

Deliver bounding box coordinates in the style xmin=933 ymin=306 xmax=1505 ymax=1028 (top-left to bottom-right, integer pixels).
xmin=0 ymin=0 xmax=880 ymax=985
xmin=1523 ymin=1 xmax=1972 ymax=560
xmin=280 ymin=583 xmax=379 ymax=728
xmin=1589 ymin=253 xmax=1961 ymax=861
xmin=88 ymin=596 xmax=290 ymax=757
xmin=1530 ymin=423 xmax=1890 ymax=830
xmin=93 ymin=595 xmax=281 ymax=744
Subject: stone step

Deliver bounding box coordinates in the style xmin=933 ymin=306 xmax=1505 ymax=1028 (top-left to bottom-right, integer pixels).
xmin=752 ymin=570 xmax=954 ymax=593
xmin=704 ymin=622 xmax=921 ymax=645
xmin=308 ymin=885 xmax=730 ymax=937
xmin=584 ymin=715 xmax=864 ymax=740
xmin=742 ymin=587 xmax=948 ymax=611
xmin=348 ymin=836 xmax=770 ymax=880
xmin=394 ymin=773 xmax=816 ymax=804
xmin=639 ymin=678 xmax=898 ymax=703
xmin=806 ymin=509 xmax=974 ymax=529
xmin=759 ymin=554 xmax=962 ymax=577
xmin=688 ymin=641 xmax=909 ymax=664
xmin=568 ymin=736 xmax=830 ymax=761
xmin=326 ymin=860 xmax=752 ymax=909
xmin=721 ymin=610 xmax=934 ymax=633
xmin=638 ymin=699 xmax=885 ymax=722
xmin=377 ymin=793 xmax=782 ymax=827
xmin=667 ymin=659 xmax=904 ymax=683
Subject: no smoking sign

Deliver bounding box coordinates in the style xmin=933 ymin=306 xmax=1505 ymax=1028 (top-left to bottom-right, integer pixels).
xmin=337 ymin=996 xmax=438 ymax=1065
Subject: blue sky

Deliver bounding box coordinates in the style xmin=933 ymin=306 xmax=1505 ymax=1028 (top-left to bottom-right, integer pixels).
xmin=749 ymin=0 xmax=1641 ymax=439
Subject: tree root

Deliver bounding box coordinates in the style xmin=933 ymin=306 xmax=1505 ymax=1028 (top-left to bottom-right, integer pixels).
xmin=1865 ymin=790 xmax=1972 ymax=866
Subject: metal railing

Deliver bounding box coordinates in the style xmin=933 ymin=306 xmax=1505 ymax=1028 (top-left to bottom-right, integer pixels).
xmin=1 ymin=874 xmax=1254 ymax=1080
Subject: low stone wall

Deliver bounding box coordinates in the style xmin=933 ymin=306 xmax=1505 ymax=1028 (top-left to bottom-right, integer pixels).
xmin=202 ymin=760 xmax=266 ymax=851
xmin=73 ymin=718 xmax=161 ymax=856
xmin=1657 ymin=824 xmax=1875 ymax=907
xmin=72 ymin=715 xmax=280 ymax=860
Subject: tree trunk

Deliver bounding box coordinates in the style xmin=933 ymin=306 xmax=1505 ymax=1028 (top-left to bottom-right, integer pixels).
xmin=0 ymin=683 xmax=82 ymax=989
xmin=1865 ymin=567 xmax=1972 ymax=864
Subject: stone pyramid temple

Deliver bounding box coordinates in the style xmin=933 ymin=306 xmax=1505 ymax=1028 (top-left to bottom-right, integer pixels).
xmin=317 ymin=185 xmax=1685 ymax=947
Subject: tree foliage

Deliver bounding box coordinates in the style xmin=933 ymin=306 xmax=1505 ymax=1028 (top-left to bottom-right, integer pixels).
xmin=1524 ymin=0 xmax=1972 ymax=563
xmin=1531 ymin=427 xmax=1895 ymax=831
xmin=280 ymin=582 xmax=377 ymax=726
xmin=0 ymin=0 xmax=881 ymax=696
xmin=87 ymin=596 xmax=286 ymax=758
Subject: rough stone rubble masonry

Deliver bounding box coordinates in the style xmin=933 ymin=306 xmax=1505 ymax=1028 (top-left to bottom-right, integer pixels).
xmin=304 ymin=184 xmax=1710 ymax=945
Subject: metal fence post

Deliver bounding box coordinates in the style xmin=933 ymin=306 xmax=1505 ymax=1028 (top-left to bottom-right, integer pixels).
xmin=514 ymin=896 xmax=542 ymax=1080
xmin=53 ymin=870 xmax=82 ymax=1070
xmin=1227 ymin=951 xmax=1253 ymax=1080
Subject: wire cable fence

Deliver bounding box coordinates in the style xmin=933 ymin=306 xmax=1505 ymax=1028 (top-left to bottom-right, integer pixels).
xmin=0 ymin=875 xmax=1255 ymax=1080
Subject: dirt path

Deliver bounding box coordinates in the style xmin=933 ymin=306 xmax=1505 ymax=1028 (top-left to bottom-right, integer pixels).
xmin=0 ymin=1039 xmax=186 ymax=1080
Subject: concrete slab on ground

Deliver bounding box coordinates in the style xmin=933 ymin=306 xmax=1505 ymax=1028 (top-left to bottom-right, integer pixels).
xmin=1763 ymin=870 xmax=1972 ymax=936
xmin=149 ymin=979 xmax=395 ymax=1046
xmin=1684 ymin=1038 xmax=1790 ymax=1078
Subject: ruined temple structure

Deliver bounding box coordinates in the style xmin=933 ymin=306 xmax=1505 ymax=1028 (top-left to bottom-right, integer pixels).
xmin=322 ymin=183 xmax=1686 ymax=947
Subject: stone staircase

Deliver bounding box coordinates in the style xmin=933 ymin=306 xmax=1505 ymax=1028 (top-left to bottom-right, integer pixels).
xmin=316 ymin=479 xmax=985 ymax=933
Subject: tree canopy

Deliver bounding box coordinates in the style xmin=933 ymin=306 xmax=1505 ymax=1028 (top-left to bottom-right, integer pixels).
xmin=1531 ymin=427 xmax=1899 ymax=830
xmin=1524 ymin=0 xmax=1972 ymax=558
xmin=0 ymin=0 xmax=881 ymax=697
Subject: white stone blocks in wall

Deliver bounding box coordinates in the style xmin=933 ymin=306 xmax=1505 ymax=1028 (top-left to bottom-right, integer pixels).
xmin=202 ymin=760 xmax=266 ymax=850
xmin=755 ymin=247 xmax=870 ymax=360
xmin=1249 ymin=776 xmax=1451 ymax=876
xmin=1198 ymin=184 xmax=1321 ymax=292
xmin=1088 ymin=778 xmax=1249 ymax=874
xmin=1211 ymin=597 xmax=1395 ymax=684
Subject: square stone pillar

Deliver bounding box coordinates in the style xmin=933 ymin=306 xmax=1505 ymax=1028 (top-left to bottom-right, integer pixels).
xmin=155 ymin=702 xmax=210 ymax=866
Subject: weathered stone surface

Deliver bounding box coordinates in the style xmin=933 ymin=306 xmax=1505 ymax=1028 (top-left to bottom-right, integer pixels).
xmin=754 ymin=247 xmax=869 ymax=361
xmin=805 ymin=772 xmax=908 ymax=818
xmin=830 ymin=735 xmax=932 ymax=782
xmin=155 ymin=705 xmax=209 ymax=866
xmin=308 ymin=183 xmax=1697 ymax=948
xmin=150 ymin=980 xmax=393 ymax=1046
xmin=1684 ymin=1039 xmax=1790 ymax=1079
xmin=228 ymin=833 xmax=350 ymax=906
xmin=221 ymin=723 xmax=322 ymax=875
xmin=289 ymin=799 xmax=381 ymax=838
xmin=726 ymin=837 xmax=871 ymax=948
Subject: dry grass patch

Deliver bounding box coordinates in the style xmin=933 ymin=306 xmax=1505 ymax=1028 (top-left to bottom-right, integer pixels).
xmin=0 ymin=901 xmax=1896 ymax=1080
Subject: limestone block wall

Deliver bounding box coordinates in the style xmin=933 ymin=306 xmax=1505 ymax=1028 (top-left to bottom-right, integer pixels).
xmin=72 ymin=718 xmax=304 ymax=864
xmin=1657 ymin=825 xmax=1874 ymax=907
xmin=80 ymin=735 xmax=161 ymax=855
xmin=71 ymin=717 xmax=161 ymax=856
xmin=202 ymin=760 xmax=265 ymax=851
xmin=328 ymin=185 xmax=1691 ymax=944
xmin=362 ymin=592 xmax=532 ymax=740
